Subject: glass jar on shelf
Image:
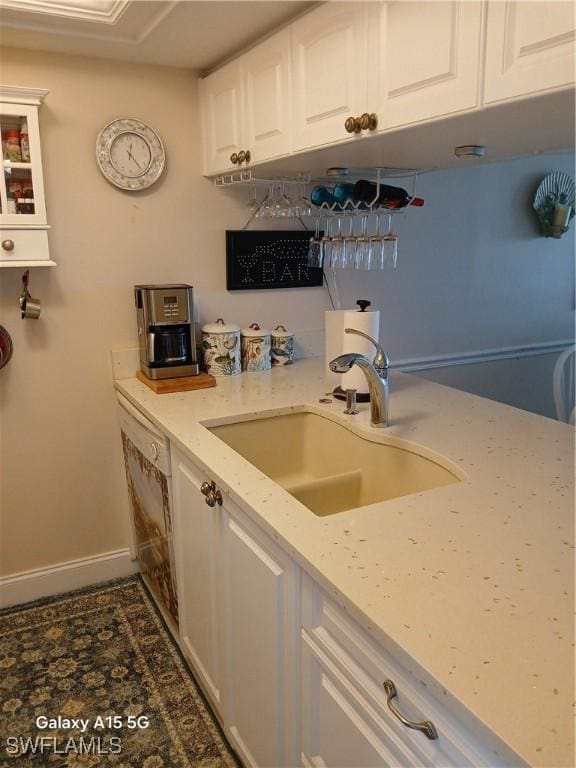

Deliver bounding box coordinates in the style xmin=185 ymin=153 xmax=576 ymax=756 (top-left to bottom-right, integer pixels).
xmin=3 ymin=128 xmax=22 ymax=162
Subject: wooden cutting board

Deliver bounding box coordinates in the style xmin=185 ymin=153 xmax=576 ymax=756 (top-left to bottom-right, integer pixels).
xmin=136 ymin=370 xmax=216 ymax=394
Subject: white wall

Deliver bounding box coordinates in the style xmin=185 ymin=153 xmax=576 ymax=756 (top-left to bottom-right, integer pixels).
xmin=0 ymin=47 xmax=330 ymax=579
xmin=0 ymin=46 xmax=573 ymax=579
xmin=332 ymin=152 xmax=575 ymax=358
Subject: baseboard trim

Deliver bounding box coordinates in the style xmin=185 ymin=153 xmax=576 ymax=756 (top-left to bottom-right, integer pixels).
xmin=394 ymin=339 xmax=572 ymax=373
xmin=0 ymin=549 xmax=139 ymax=609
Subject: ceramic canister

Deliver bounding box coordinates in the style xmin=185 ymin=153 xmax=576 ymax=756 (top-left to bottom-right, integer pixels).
xmin=201 ymin=318 xmax=241 ymax=377
xmin=241 ymin=323 xmax=271 ymax=372
xmin=271 ymin=324 xmax=294 ymax=366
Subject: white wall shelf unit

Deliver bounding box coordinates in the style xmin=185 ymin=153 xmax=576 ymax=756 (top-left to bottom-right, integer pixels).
xmin=0 ymin=85 xmax=55 ymax=267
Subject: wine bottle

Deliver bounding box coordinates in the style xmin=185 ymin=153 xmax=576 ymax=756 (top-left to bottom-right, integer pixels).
xmin=353 ymin=179 xmax=424 ymax=209
xmin=310 ymin=185 xmax=343 ymax=210
xmin=333 ymin=183 xmax=368 ymax=210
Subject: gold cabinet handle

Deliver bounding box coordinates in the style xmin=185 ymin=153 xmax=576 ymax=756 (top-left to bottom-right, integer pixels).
xmin=1 ymin=239 xmax=15 ymax=252
xmin=344 ymin=116 xmax=361 ymax=134
xmin=244 ymin=150 xmax=251 ymax=164
xmin=359 ymin=112 xmax=378 ymax=131
xmin=237 ymin=150 xmax=246 ymax=164
xmin=200 ymin=480 xmax=223 ymax=507
xmin=382 ymin=680 xmax=438 ymax=740
xmin=200 ymin=481 xmax=213 ymax=497
xmin=230 ymin=153 xmax=238 ymax=165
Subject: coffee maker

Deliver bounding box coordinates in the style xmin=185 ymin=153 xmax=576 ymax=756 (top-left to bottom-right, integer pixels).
xmin=135 ymin=284 xmax=200 ymax=379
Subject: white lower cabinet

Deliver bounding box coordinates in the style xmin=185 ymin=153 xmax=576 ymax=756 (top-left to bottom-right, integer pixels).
xmin=171 ymin=448 xmax=298 ymax=767
xmin=300 ymin=575 xmax=512 ymax=768
xmin=171 ymin=448 xmax=223 ymax=708
xmin=172 ymin=448 xmax=515 ymax=768
xmin=223 ymin=506 xmax=298 ymax=768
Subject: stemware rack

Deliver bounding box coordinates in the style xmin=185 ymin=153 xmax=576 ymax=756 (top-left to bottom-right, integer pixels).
xmin=215 ymin=166 xmax=424 ymax=280
xmin=214 ymin=166 xmax=422 ymax=221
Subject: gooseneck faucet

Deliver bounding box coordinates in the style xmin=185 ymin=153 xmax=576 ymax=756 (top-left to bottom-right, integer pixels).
xmin=344 ymin=327 xmax=389 ymax=378
xmin=329 ymin=329 xmax=390 ymax=427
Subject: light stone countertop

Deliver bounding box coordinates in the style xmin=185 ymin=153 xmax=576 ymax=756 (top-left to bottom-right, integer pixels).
xmin=115 ymin=358 xmax=574 ymax=768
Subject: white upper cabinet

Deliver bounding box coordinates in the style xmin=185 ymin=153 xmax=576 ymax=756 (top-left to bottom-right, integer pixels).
xmin=199 ymin=0 xmax=576 ymax=175
xmin=201 ymin=28 xmax=292 ymax=175
xmin=291 ymin=2 xmax=369 ymax=151
xmin=0 ymin=87 xmax=54 ymax=267
xmin=372 ymin=1 xmax=483 ymax=130
xmin=243 ymin=27 xmax=292 ymax=165
xmin=484 ymin=1 xmax=576 ymax=104
xmin=200 ymin=61 xmax=244 ymax=175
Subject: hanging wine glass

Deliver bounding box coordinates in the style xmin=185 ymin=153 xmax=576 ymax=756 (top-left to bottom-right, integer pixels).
xmin=295 ymin=183 xmax=312 ymax=218
xmin=307 ymin=218 xmax=323 ymax=268
xmin=330 ymin=216 xmax=345 ymax=268
xmin=343 ymin=216 xmax=357 ymax=269
xmin=355 ymin=215 xmax=370 ymax=270
xmin=255 ymin=185 xmax=274 ymax=218
xmin=247 ymin=186 xmax=259 ymax=216
xmin=382 ymin=212 xmax=398 ymax=269
xmin=272 ymin=184 xmax=293 ymax=217
xmin=368 ymin=213 xmax=384 ymax=270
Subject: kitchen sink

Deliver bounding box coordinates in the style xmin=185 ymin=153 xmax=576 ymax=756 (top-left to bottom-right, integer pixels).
xmin=207 ymin=410 xmax=464 ymax=516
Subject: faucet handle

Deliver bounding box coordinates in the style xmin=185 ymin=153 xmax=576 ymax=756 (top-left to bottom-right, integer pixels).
xmin=344 ymin=327 xmax=389 ymax=377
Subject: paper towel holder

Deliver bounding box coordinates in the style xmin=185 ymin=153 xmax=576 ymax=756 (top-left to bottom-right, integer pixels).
xmin=357 ymin=299 xmax=371 ymax=311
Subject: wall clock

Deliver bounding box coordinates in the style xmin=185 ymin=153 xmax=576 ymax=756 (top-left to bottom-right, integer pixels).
xmin=96 ymin=118 xmax=165 ymax=191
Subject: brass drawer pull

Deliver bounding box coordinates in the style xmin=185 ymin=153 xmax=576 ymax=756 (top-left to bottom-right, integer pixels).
xmin=235 ymin=150 xmax=251 ymax=165
xmin=200 ymin=480 xmax=223 ymax=507
xmin=2 ymin=239 xmax=15 ymax=252
xmin=382 ymin=680 xmax=438 ymax=740
xmin=231 ymin=150 xmax=251 ymax=166
xmin=345 ymin=114 xmax=377 ymax=134
xmin=344 ymin=116 xmax=361 ymax=134
xmin=359 ymin=112 xmax=378 ymax=131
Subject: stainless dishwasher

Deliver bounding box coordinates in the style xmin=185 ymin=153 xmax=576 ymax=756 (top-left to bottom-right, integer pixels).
xmin=117 ymin=392 xmax=178 ymax=630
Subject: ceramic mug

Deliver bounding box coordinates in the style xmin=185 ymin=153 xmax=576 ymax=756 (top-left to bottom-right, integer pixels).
xmin=271 ymin=325 xmax=294 ymax=366
xmin=241 ymin=323 xmax=271 ymax=372
xmin=201 ymin=318 xmax=241 ymax=377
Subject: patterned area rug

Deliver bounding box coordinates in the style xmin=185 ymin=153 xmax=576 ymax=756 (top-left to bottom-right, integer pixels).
xmin=0 ymin=576 xmax=238 ymax=768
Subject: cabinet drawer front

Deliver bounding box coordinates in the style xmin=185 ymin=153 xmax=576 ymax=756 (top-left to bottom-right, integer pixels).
xmin=0 ymin=228 xmax=49 ymax=262
xmin=302 ymin=633 xmax=423 ymax=768
xmin=302 ymin=578 xmax=509 ymax=767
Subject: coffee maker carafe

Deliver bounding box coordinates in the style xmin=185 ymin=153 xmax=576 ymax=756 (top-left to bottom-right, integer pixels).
xmin=135 ymin=284 xmax=200 ymax=379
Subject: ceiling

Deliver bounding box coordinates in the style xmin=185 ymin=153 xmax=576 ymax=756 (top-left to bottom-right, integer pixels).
xmin=0 ymin=0 xmax=315 ymax=72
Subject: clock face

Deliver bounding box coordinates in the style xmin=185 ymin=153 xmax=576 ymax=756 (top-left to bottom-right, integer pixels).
xmin=109 ymin=132 xmax=152 ymax=178
xmin=96 ymin=119 xmax=165 ymax=191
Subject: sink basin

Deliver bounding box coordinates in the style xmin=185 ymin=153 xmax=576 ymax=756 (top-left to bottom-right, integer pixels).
xmin=207 ymin=410 xmax=463 ymax=517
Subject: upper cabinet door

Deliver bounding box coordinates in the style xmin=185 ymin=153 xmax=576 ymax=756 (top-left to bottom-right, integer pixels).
xmin=372 ymin=1 xmax=483 ymax=130
xmin=200 ymin=60 xmax=244 ymax=175
xmin=291 ymin=2 xmax=368 ymax=151
xmin=484 ymin=1 xmax=576 ymax=104
xmin=243 ymin=28 xmax=292 ymax=164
